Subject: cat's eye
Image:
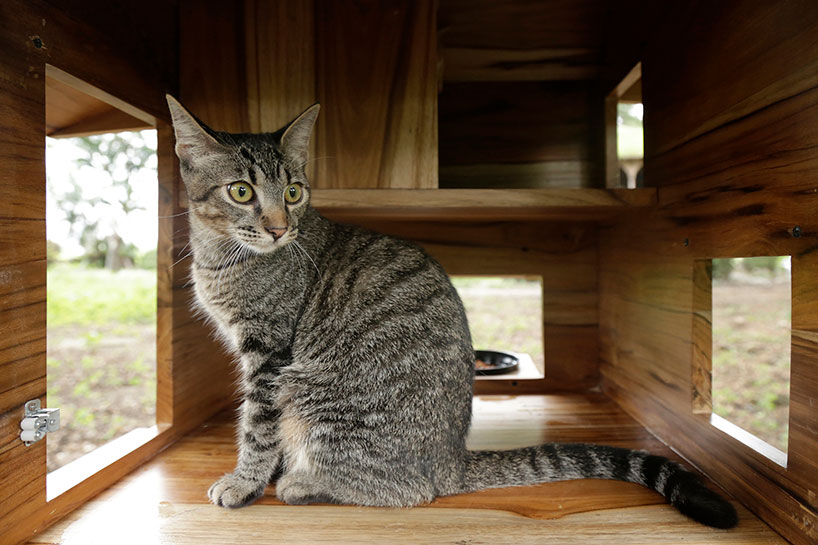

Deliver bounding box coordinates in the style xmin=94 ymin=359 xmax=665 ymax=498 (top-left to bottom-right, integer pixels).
xmin=284 ymin=183 xmax=303 ymax=204
xmin=227 ymin=182 xmax=254 ymax=203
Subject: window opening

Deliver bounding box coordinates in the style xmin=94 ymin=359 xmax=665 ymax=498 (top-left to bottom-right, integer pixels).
xmin=45 ymin=68 xmax=158 ymax=496
xmin=696 ymin=257 xmax=791 ymax=466
xmin=450 ymin=276 xmax=544 ymax=380
xmin=606 ymin=62 xmax=643 ymax=188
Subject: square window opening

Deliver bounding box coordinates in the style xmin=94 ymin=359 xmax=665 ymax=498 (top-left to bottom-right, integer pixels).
xmin=450 ymin=275 xmax=544 ymax=381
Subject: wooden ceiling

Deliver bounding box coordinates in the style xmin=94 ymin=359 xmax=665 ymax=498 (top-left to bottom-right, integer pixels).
xmin=439 ymin=0 xmax=608 ymax=82
xmin=46 ymin=75 xmax=151 ymax=138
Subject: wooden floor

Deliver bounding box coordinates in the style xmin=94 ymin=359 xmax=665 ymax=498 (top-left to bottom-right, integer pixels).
xmin=30 ymin=394 xmax=786 ymax=545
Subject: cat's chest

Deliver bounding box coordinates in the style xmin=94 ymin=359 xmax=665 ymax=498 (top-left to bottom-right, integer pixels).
xmin=192 ymin=262 xmax=307 ymax=351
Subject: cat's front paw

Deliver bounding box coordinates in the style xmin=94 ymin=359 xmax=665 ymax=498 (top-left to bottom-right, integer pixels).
xmin=208 ymin=472 xmax=265 ymax=508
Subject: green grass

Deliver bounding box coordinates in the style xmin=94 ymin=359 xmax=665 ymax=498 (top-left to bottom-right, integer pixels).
xmin=47 ymin=263 xmax=156 ymax=326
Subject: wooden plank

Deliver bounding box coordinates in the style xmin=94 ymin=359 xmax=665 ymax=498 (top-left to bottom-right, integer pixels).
xmin=45 ymin=74 xmax=148 ymax=136
xmin=439 ymin=82 xmax=597 ymax=190
xmin=643 ymin=0 xmax=818 ymax=157
xmin=312 ymin=188 xmax=656 ymax=222
xmin=599 ymin=83 xmax=818 ymax=544
xmin=179 ymin=0 xmax=249 ymax=133
xmin=315 ymin=0 xmax=437 ymax=189
xmin=690 ymin=260 xmax=712 ymax=414
xmin=439 ymin=0 xmax=606 ymax=51
xmin=442 ymin=47 xmax=599 ymax=82
xmin=244 ymin=0 xmax=316 ymax=177
xmin=28 ymin=394 xmax=784 ymax=545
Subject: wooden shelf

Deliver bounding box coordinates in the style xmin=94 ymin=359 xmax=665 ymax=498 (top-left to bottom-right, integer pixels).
xmin=311 ymin=188 xmax=656 ymax=222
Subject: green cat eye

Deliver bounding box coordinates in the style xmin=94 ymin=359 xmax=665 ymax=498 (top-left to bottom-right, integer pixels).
xmin=227 ymin=182 xmax=254 ymax=203
xmin=284 ymin=183 xmax=303 ymax=204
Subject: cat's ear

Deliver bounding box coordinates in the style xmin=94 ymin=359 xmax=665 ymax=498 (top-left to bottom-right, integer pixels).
xmin=166 ymin=94 xmax=229 ymax=168
xmin=280 ymin=104 xmax=320 ymax=165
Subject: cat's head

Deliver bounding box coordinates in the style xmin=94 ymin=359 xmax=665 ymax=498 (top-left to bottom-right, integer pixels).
xmin=166 ymin=95 xmax=319 ymax=254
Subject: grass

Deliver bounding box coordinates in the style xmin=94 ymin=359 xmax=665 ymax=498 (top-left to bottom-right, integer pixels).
xmin=46 ymin=263 xmax=157 ymax=472
xmin=47 ymin=263 xmax=156 ymax=326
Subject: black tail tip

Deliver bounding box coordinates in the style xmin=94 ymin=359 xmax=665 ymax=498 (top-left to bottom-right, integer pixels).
xmin=674 ymin=483 xmax=738 ymax=529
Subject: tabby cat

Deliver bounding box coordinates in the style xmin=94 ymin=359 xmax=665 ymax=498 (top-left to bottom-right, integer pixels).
xmin=166 ymin=95 xmax=737 ymax=529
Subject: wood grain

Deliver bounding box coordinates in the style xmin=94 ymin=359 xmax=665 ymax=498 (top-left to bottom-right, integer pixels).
xmin=179 ymin=0 xmax=249 ymax=133
xmin=643 ymin=0 xmax=818 ymax=157
xmin=439 ymin=82 xmax=599 ymax=188
xmin=312 ymin=188 xmax=656 ymax=222
xmin=599 ymin=76 xmax=818 ymax=545
xmin=243 ymin=0 xmax=316 ymax=177
xmin=29 ymin=393 xmax=784 ymax=545
xmin=439 ymin=0 xmax=606 ymax=85
xmin=46 ymin=75 xmax=150 ymax=137
xmin=315 ymin=0 xmax=437 ymax=189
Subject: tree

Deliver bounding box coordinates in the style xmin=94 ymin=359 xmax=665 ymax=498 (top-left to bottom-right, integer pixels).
xmin=49 ymin=131 xmax=156 ymax=270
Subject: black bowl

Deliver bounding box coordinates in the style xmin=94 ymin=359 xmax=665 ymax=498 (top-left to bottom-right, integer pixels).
xmin=474 ymin=350 xmax=519 ymax=376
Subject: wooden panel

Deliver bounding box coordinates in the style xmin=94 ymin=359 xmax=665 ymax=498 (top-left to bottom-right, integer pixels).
xmin=29 ymin=394 xmax=784 ymax=545
xmin=351 ymin=220 xmax=599 ymax=394
xmin=439 ymin=82 xmax=599 ymax=188
xmin=315 ymin=0 xmax=437 ymax=189
xmin=179 ymin=0 xmax=249 ymax=133
xmin=599 ymin=80 xmax=818 ymax=545
xmin=690 ymin=260 xmax=712 ymax=414
xmin=0 ymin=3 xmax=49 ymax=539
xmin=244 ymin=0 xmax=316 ymax=134
xmin=312 ymin=188 xmax=656 ymax=222
xmin=643 ymin=0 xmax=818 ymax=158
xmin=442 ymin=47 xmax=599 ymax=82
xmin=46 ymin=75 xmax=150 ymax=137
xmin=439 ymin=0 xmax=605 ymax=83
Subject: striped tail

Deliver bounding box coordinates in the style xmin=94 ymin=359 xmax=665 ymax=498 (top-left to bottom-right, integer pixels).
xmin=457 ymin=443 xmax=737 ymax=529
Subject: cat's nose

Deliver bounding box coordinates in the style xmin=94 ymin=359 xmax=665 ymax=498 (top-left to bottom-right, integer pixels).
xmin=265 ymin=226 xmax=288 ymax=240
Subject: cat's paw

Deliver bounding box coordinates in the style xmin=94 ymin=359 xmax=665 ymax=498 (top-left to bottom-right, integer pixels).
xmin=208 ymin=472 xmax=265 ymax=508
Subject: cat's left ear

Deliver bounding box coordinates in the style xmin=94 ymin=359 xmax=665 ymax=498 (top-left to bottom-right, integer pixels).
xmin=280 ymin=104 xmax=320 ymax=165
xmin=166 ymin=94 xmax=229 ymax=169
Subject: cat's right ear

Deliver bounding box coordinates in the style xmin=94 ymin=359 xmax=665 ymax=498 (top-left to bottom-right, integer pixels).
xmin=166 ymin=94 xmax=228 ymax=169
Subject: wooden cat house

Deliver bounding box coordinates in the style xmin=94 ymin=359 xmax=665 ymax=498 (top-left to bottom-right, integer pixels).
xmin=1 ymin=1 xmax=816 ymax=543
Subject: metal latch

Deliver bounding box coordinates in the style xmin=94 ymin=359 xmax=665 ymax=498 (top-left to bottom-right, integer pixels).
xmin=20 ymin=399 xmax=60 ymax=446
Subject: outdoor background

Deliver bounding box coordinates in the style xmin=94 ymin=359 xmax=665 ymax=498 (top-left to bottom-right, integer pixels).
xmin=46 ymin=131 xmax=158 ymax=472
xmin=711 ymin=257 xmax=791 ymax=452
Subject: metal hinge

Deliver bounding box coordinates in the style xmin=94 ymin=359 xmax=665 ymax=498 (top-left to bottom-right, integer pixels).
xmin=20 ymin=399 xmax=60 ymax=446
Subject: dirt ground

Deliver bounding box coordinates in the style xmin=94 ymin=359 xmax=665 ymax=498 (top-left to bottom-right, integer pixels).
xmin=712 ymin=279 xmax=790 ymax=452
xmin=46 ymin=323 xmax=156 ymax=472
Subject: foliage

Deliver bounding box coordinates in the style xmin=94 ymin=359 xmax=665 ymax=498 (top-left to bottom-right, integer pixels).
xmin=48 ymin=131 xmax=156 ymax=269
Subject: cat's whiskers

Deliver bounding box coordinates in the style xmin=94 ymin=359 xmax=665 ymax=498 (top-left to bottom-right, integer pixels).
xmin=293 ymin=240 xmax=321 ymax=282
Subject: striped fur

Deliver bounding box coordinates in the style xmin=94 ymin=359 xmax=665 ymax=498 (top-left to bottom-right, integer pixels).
xmin=167 ymin=96 xmax=737 ymax=529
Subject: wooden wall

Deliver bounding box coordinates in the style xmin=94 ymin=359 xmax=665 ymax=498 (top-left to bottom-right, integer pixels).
xmin=180 ymin=0 xmax=437 ymax=189
xmin=0 ymin=1 xmax=236 ymax=543
xmin=437 ymin=0 xmax=606 ymax=189
xmin=439 ymin=82 xmax=601 ymax=188
xmin=599 ymin=2 xmax=818 ymax=543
